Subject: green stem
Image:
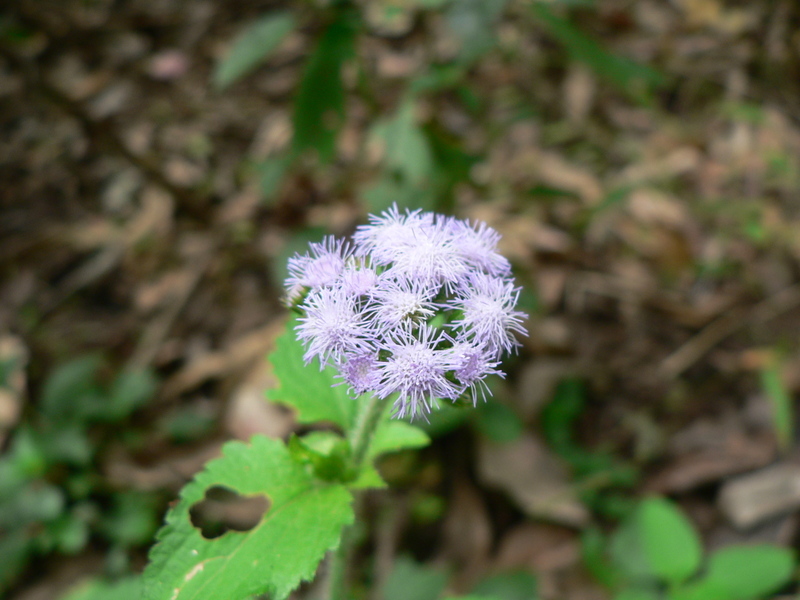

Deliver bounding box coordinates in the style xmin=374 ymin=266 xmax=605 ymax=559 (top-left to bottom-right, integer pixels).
xmin=329 ymin=393 xmax=392 ymax=600
xmin=349 ymin=393 xmax=392 ymax=471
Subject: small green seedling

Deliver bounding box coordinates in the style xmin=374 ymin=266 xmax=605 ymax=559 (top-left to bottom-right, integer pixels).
xmin=0 ymin=356 xmax=157 ymax=592
xmin=583 ymin=497 xmax=796 ymax=600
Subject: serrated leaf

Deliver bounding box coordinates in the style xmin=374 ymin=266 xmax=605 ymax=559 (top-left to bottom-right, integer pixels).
xmin=266 ymin=317 xmax=358 ymax=429
xmin=292 ymin=9 xmax=357 ymax=162
xmin=143 ymin=436 xmax=353 ymax=600
xmin=213 ymin=12 xmax=296 ymax=90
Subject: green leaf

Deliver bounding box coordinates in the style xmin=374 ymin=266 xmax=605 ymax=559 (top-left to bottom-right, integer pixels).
xmin=257 ymin=155 xmax=292 ymax=203
xmin=611 ymin=497 xmax=702 ymax=585
xmin=361 ymin=176 xmax=438 ymax=214
xmin=473 ymin=401 xmax=523 ymax=443
xmin=59 ymin=576 xmax=142 ymax=600
xmin=371 ymin=99 xmax=434 ymax=184
xmin=613 ymin=590 xmax=660 ymax=600
xmin=213 ymin=12 xmax=296 ymax=90
xmin=530 ymin=4 xmax=666 ymax=102
xmin=101 ymin=368 xmax=156 ymax=421
xmin=41 ymin=355 xmax=103 ymax=422
xmin=370 ymin=420 xmax=430 ymax=458
xmin=0 ymin=530 xmax=33 ymax=592
xmin=267 ymin=316 xmax=358 ymax=429
xmin=581 ymin=527 xmax=621 ymax=589
xmin=383 ymin=555 xmax=448 ymax=600
xmin=292 ymin=9 xmax=357 ymax=162
xmin=676 ymin=545 xmax=795 ymax=600
xmin=445 ymin=0 xmax=509 ymax=62
xmin=143 ymin=436 xmax=354 ymax=600
xmin=100 ymin=492 xmax=160 ymax=547
xmin=288 ymin=432 xmax=352 ymax=483
xmin=471 ymin=570 xmax=538 ymax=600
xmin=760 ymin=360 xmax=793 ymax=451
xmin=0 ymin=480 xmax=65 ymax=530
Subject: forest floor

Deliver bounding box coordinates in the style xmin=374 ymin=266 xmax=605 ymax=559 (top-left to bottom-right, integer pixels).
xmin=3 ymin=0 xmax=800 ymax=598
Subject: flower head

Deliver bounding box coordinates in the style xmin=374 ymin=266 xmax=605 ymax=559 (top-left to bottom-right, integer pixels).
xmin=285 ymin=236 xmax=351 ymax=304
xmin=366 ymin=275 xmax=440 ymax=329
xmin=296 ymin=287 xmax=375 ymax=369
xmin=285 ymin=205 xmax=527 ymax=419
xmin=447 ymin=342 xmax=503 ymax=405
xmin=447 ymin=218 xmax=511 ymax=277
xmin=449 ymin=272 xmax=528 ymax=357
xmin=337 ymin=352 xmax=382 ymax=397
xmin=376 ymin=325 xmax=461 ymax=419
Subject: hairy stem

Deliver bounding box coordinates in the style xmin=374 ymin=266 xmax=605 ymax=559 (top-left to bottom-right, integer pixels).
xmin=329 ymin=393 xmax=392 ymax=600
xmin=349 ymin=393 xmax=391 ymax=471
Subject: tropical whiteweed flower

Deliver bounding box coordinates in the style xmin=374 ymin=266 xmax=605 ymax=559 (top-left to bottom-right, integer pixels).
xmin=366 ymin=276 xmax=439 ymax=329
xmin=285 ymin=205 xmax=527 ymax=419
xmin=448 ymin=271 xmax=528 ymax=358
xmin=285 ymin=236 xmax=352 ymax=303
xmin=296 ymin=287 xmax=376 ymax=369
xmin=376 ymin=324 xmax=461 ymax=418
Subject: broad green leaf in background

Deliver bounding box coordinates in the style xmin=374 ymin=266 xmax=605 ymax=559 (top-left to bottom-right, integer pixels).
xmin=471 ymin=570 xmax=538 ymax=600
xmin=0 ymin=531 xmax=32 ymax=593
xmin=292 ymin=9 xmax=357 ymax=162
xmin=612 ymin=590 xmax=659 ymax=600
xmin=675 ymin=545 xmax=795 ymax=600
xmin=383 ymin=555 xmax=448 ymax=600
xmin=100 ymin=492 xmax=160 ymax=547
xmin=59 ymin=576 xmax=142 ymax=600
xmin=530 ymin=4 xmax=666 ymax=102
xmin=371 ymin=99 xmax=434 ymax=184
xmin=257 ymin=154 xmax=292 ymax=203
xmin=40 ymin=355 xmax=103 ymax=422
xmin=473 ymin=400 xmax=523 ymax=444
xmin=266 ymin=317 xmax=358 ymax=429
xmin=213 ymin=12 xmax=296 ymax=90
xmin=101 ymin=368 xmax=156 ymax=422
xmin=143 ymin=436 xmax=354 ymax=600
xmin=445 ymin=0 xmax=509 ymax=62
xmin=581 ymin=527 xmax=620 ymax=589
xmin=610 ymin=497 xmax=701 ymax=586
xmin=759 ymin=359 xmax=793 ymax=451
xmin=361 ymin=176 xmax=438 ymax=214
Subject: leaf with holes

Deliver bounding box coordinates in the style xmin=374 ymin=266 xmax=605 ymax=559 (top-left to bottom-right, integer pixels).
xmin=142 ymin=436 xmax=353 ymax=600
xmin=266 ymin=316 xmax=358 ymax=430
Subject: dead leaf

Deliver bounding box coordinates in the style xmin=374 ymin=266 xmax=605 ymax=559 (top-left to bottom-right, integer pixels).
xmin=477 ymin=433 xmax=588 ymax=527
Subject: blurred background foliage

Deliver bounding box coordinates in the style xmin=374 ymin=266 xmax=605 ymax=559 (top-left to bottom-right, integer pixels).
xmin=2 ymin=0 xmax=800 ymax=598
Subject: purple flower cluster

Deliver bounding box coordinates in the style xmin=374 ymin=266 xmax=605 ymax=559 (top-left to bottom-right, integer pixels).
xmin=285 ymin=205 xmax=527 ymax=419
